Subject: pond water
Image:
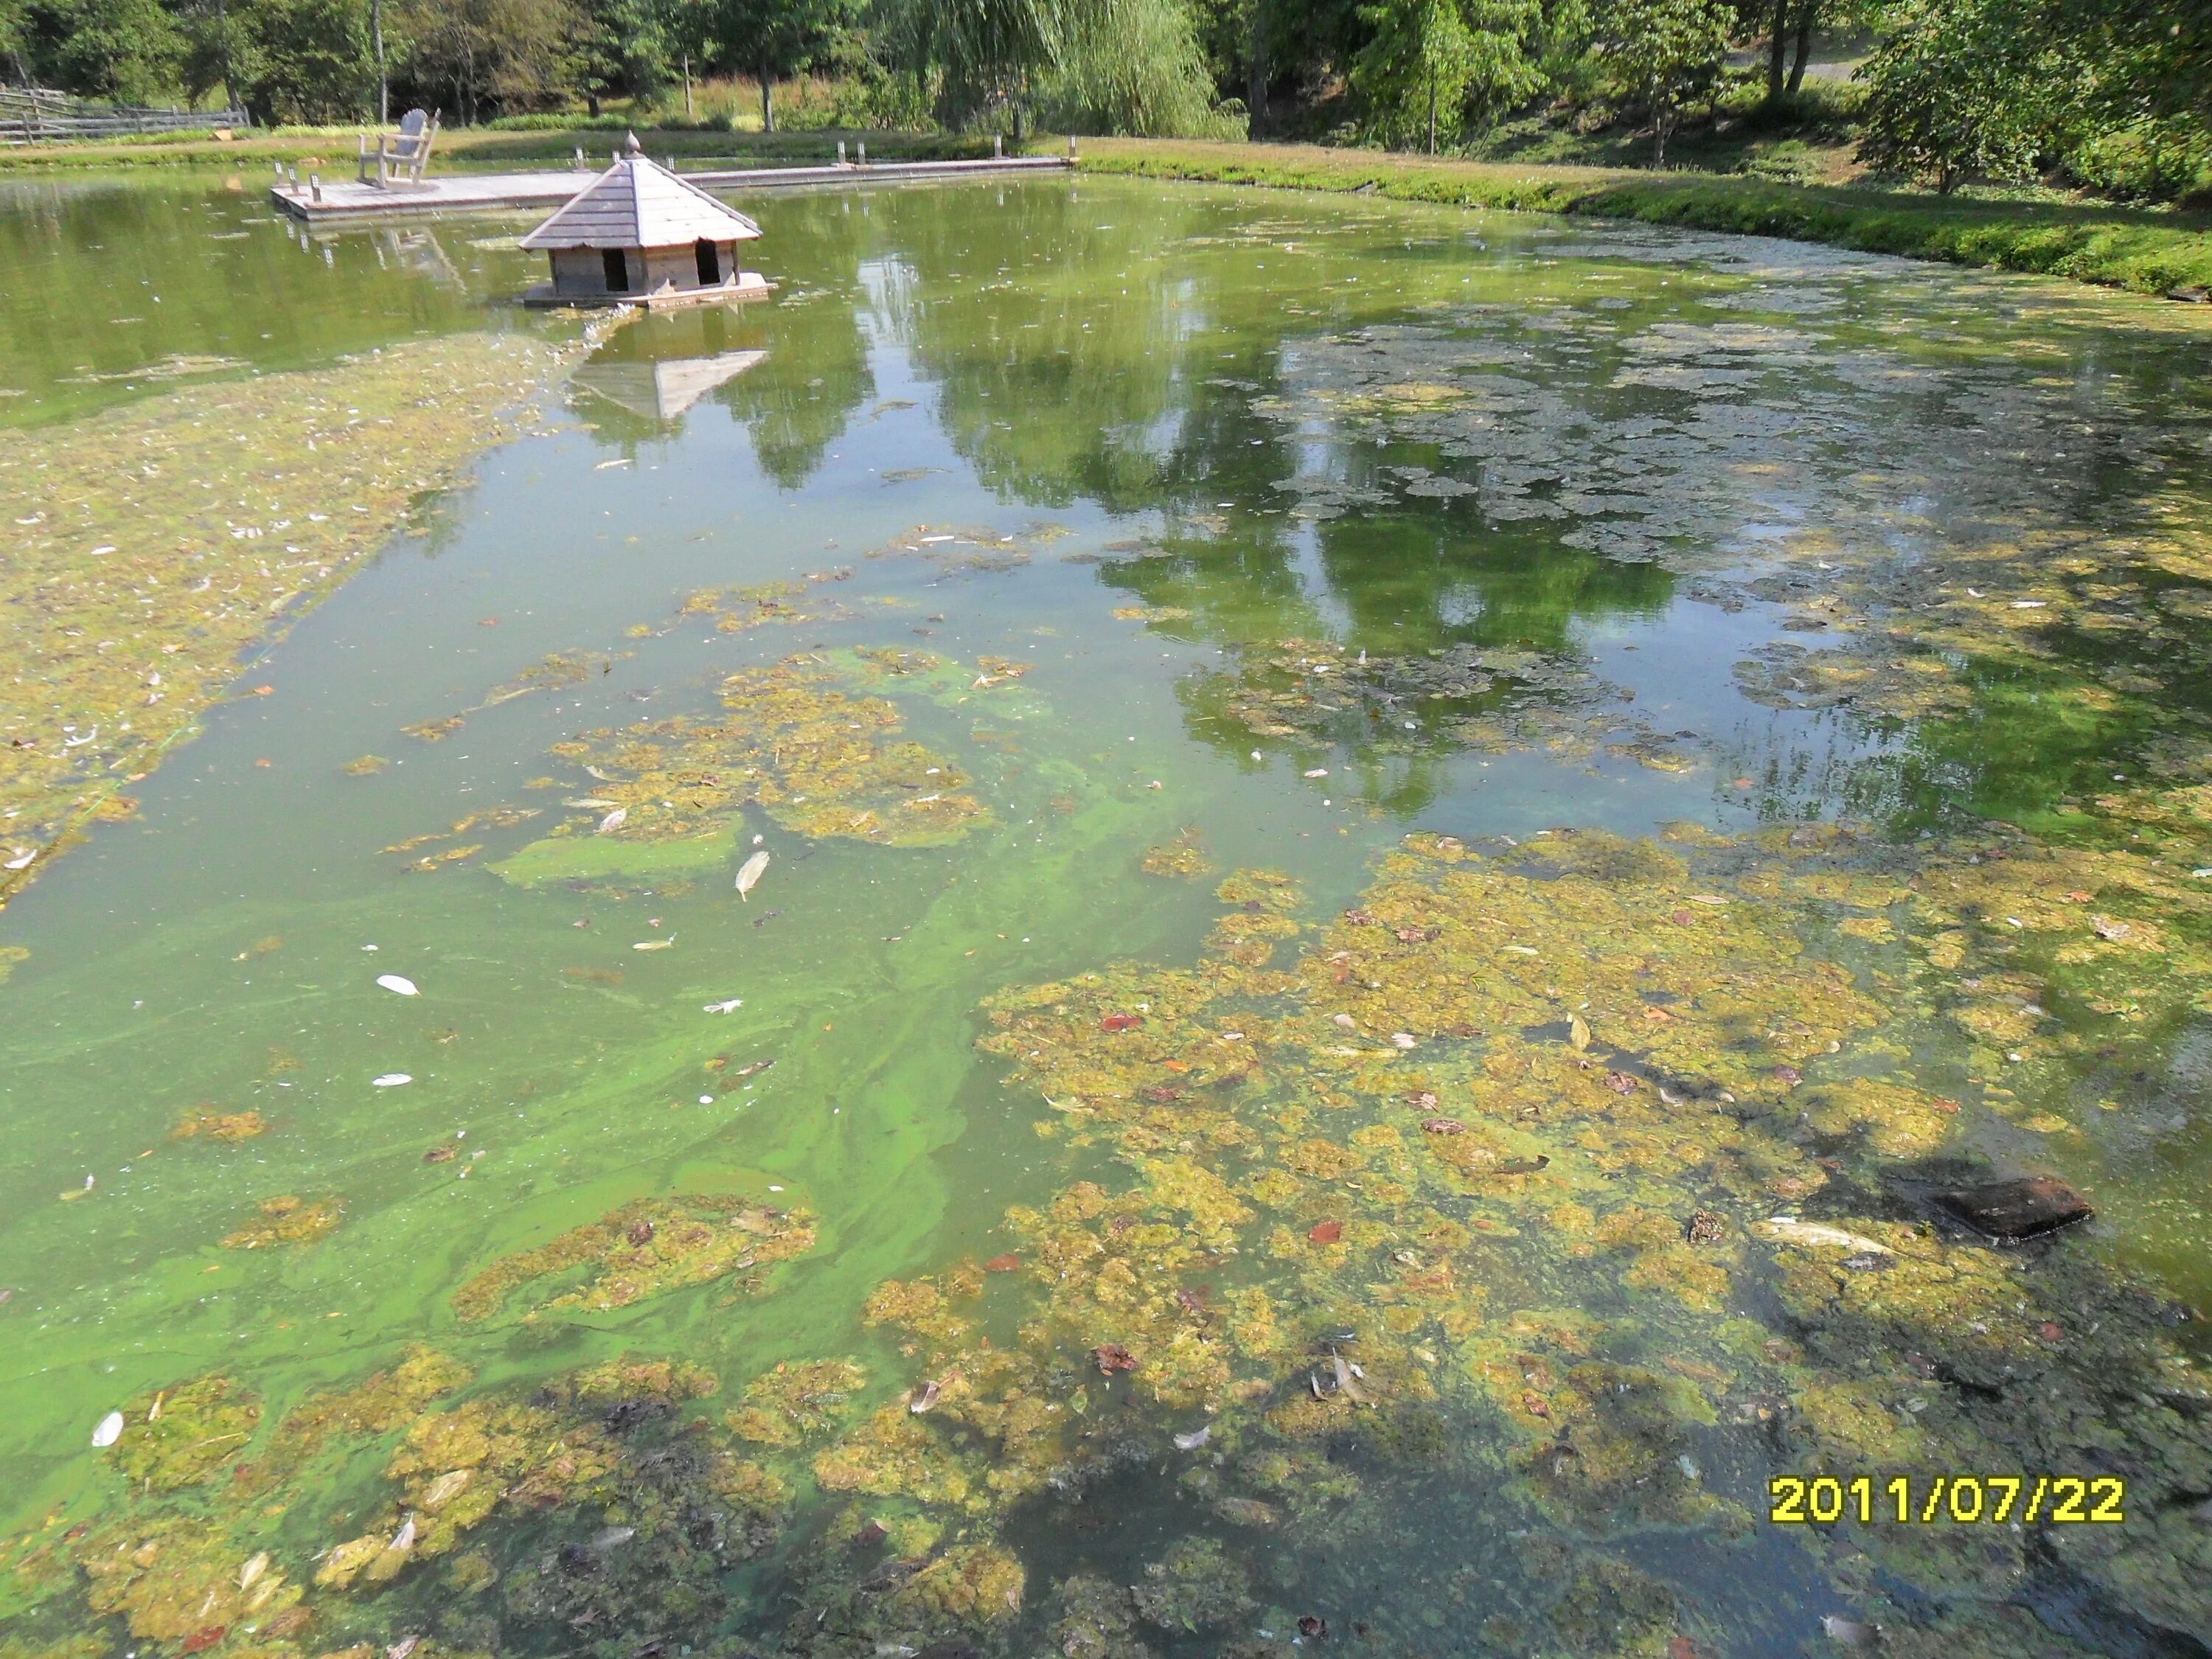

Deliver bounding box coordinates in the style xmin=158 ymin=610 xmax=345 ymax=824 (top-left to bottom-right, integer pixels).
xmin=4 ymin=170 xmax=2212 ymax=1659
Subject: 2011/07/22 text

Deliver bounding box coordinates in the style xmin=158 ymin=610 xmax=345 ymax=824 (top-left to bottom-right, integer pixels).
xmin=1769 ymin=1475 xmax=2124 ymax=1525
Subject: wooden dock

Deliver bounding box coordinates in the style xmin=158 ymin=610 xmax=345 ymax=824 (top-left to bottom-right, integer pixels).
xmin=270 ymin=153 xmax=1075 ymax=224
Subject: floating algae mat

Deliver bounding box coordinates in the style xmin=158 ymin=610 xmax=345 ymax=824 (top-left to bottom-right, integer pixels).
xmin=4 ymin=175 xmax=2212 ymax=1659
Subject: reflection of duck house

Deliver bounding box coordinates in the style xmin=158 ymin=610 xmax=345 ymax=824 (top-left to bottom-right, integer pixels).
xmin=571 ymin=349 xmax=766 ymax=422
xmin=520 ymin=136 xmax=774 ymax=309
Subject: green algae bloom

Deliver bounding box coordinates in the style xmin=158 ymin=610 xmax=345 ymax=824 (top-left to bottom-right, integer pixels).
xmin=7 ymin=173 xmax=2212 ymax=1659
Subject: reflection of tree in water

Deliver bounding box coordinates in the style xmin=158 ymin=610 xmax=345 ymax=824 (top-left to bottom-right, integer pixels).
xmin=1141 ymin=509 xmax=1673 ymax=814
xmin=714 ymin=200 xmax=881 ymax=488
xmin=874 ymin=183 xmax=1254 ymax=512
xmin=860 ymin=181 xmax=1690 ymax=813
xmin=712 ymin=177 xmax=2212 ymax=837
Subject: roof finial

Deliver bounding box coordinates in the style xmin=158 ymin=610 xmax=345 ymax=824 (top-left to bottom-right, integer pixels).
xmin=623 ymin=130 xmax=643 ymax=158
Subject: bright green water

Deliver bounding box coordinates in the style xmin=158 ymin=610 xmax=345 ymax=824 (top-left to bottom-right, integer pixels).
xmin=5 ymin=172 xmax=2212 ymax=1659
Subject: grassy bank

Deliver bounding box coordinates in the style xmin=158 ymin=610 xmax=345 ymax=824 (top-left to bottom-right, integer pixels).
xmin=1077 ymin=138 xmax=2212 ymax=301
xmin=0 ymin=125 xmax=991 ymax=174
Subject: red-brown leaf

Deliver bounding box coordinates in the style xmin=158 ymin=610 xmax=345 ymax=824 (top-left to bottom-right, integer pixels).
xmin=1308 ymin=1220 xmax=1343 ymax=1244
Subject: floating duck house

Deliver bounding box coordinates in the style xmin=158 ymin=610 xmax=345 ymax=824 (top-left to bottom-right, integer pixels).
xmin=521 ymin=136 xmax=772 ymax=308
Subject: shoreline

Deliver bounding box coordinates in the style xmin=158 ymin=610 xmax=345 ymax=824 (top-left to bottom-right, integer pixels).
xmin=1074 ymin=137 xmax=2212 ymax=304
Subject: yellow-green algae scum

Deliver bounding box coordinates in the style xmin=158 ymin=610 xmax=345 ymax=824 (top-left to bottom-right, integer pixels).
xmin=6 ymin=174 xmax=2212 ymax=1659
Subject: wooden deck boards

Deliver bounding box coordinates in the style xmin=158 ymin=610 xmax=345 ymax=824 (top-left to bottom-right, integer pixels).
xmin=271 ymin=155 xmax=1074 ymax=223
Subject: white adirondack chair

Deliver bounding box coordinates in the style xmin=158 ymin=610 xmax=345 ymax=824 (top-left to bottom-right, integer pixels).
xmin=358 ymin=108 xmax=440 ymax=187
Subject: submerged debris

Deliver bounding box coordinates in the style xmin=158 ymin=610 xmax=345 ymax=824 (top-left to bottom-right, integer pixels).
xmin=1930 ymin=1177 xmax=2092 ymax=1243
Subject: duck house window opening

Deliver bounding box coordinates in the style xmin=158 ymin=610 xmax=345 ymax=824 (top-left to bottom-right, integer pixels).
xmin=695 ymin=239 xmax=720 ymax=286
xmin=603 ymin=248 xmax=629 ymax=292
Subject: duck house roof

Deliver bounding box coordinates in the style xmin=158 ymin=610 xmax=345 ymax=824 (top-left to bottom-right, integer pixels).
xmin=521 ymin=149 xmax=762 ymax=252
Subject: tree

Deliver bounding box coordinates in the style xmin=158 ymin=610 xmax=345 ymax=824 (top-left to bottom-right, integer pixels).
xmin=875 ymin=0 xmax=1060 ymax=131
xmin=206 ymin=0 xmax=377 ymax=119
xmin=0 ymin=0 xmax=34 ymax=83
xmin=1855 ymin=0 xmax=2045 ymax=192
xmin=714 ymin=0 xmax=850 ymax=129
xmin=1599 ymin=0 xmax=1728 ymax=164
xmin=1354 ymin=0 xmax=1541 ymax=150
xmin=15 ymin=0 xmax=187 ymax=99
xmin=1354 ymin=0 xmax=1474 ymax=151
xmin=574 ymin=0 xmax=681 ymax=114
xmin=392 ymin=0 xmax=581 ymax=122
xmin=1042 ymin=0 xmax=1245 ymax=136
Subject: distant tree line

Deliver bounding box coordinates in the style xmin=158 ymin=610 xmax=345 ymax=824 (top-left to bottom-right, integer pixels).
xmin=0 ymin=0 xmax=2202 ymax=198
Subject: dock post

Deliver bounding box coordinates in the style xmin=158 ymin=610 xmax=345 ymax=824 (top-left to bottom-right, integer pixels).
xmin=857 ymin=140 xmax=866 ymax=167
xmin=993 ymin=133 xmax=1003 ymax=157
xmin=574 ymin=146 xmax=585 ymax=170
xmin=838 ymin=139 xmax=846 ymax=165
xmin=1068 ymin=135 xmax=1078 ymax=160
xmin=310 ymin=173 xmax=321 ymax=204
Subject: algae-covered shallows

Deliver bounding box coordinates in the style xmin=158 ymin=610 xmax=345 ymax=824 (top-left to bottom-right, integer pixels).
xmin=2 ymin=172 xmax=2212 ymax=1659
xmin=0 ymin=331 xmax=580 ymax=908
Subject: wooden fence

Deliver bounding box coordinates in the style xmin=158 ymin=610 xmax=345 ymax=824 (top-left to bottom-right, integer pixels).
xmin=0 ymin=86 xmax=250 ymax=145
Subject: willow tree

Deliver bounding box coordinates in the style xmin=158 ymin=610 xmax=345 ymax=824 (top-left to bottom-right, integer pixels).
xmin=876 ymin=0 xmax=1059 ymax=131
xmin=1042 ymin=0 xmax=1245 ymax=136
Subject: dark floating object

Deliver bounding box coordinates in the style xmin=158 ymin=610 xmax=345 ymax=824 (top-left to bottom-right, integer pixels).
xmin=1932 ymin=1177 xmax=2091 ymax=1243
